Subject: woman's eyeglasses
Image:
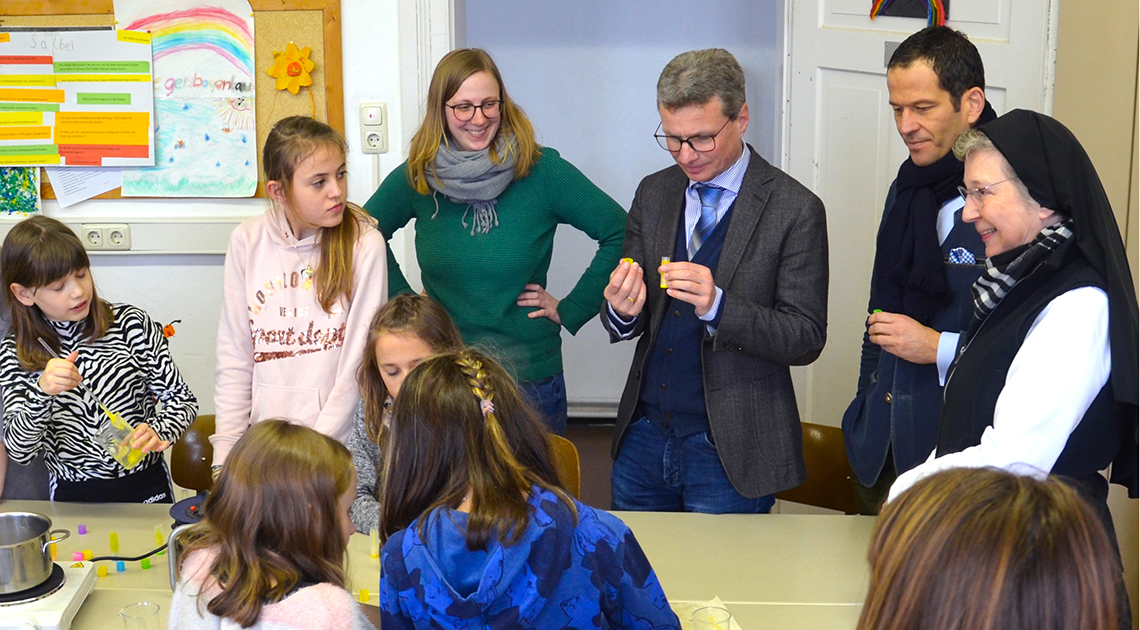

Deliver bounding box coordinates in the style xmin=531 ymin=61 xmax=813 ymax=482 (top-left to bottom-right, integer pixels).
xmin=958 ymin=177 xmax=1020 ymax=203
xmin=446 ymin=100 xmax=502 ymax=121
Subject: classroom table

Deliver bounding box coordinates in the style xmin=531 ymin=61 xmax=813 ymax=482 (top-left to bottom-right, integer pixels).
xmin=0 ymin=501 xmax=875 ymax=629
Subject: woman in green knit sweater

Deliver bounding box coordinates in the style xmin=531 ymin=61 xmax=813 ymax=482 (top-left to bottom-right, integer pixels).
xmin=363 ymin=48 xmax=626 ymax=434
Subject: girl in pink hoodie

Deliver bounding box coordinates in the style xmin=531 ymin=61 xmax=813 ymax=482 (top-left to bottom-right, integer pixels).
xmin=212 ymin=116 xmax=386 ymax=469
xmin=171 ymin=420 xmax=374 ymax=629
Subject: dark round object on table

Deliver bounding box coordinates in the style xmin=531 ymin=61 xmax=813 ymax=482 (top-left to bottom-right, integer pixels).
xmin=170 ymin=494 xmax=207 ymax=526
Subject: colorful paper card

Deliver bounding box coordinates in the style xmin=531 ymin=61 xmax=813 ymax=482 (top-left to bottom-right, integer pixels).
xmin=0 ymin=28 xmax=154 ymax=167
xmin=116 ymin=0 xmax=257 ymax=197
xmin=0 ymin=167 xmax=40 ymax=215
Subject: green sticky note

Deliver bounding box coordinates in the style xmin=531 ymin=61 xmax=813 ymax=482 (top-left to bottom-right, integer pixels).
xmin=54 ymin=60 xmax=150 ymax=74
xmin=0 ymin=103 xmax=59 ymax=112
xmin=0 ymin=144 xmax=58 ymax=156
xmin=76 ymin=93 xmax=131 ymax=105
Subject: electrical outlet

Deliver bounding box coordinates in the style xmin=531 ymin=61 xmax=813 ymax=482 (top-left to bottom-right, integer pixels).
xmin=105 ymin=224 xmax=131 ymax=250
xmin=359 ymin=102 xmax=388 ymax=154
xmin=82 ymin=226 xmax=104 ymax=249
xmin=80 ymin=224 xmax=131 ymax=250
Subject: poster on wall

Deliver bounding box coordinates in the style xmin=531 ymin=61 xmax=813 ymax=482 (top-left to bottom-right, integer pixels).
xmin=0 ymin=27 xmax=155 ymax=167
xmin=0 ymin=167 xmax=40 ymax=215
xmin=871 ymin=0 xmax=949 ymax=25
xmin=115 ymin=0 xmax=257 ymax=197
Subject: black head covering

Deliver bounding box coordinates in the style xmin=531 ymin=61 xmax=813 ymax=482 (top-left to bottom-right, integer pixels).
xmin=980 ymin=109 xmax=1139 ymax=493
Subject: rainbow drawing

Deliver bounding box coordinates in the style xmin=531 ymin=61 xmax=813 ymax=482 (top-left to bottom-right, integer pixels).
xmin=125 ymin=6 xmax=254 ymax=77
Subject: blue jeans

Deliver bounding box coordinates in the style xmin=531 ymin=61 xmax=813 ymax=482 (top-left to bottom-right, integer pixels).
xmin=519 ymin=371 xmax=568 ymax=435
xmin=611 ymin=418 xmax=775 ymax=514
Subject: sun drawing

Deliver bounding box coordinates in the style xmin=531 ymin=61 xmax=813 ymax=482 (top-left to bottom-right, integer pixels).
xmin=267 ymin=42 xmax=315 ymax=95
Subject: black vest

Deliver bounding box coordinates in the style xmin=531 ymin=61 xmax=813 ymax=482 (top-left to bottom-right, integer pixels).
xmin=937 ymin=246 xmax=1126 ymax=487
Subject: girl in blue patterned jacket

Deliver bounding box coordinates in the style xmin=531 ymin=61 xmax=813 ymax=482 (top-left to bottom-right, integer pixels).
xmin=378 ymin=349 xmax=680 ymax=629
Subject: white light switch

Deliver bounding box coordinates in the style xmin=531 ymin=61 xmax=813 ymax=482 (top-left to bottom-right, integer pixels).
xmin=359 ymin=102 xmax=388 ymax=154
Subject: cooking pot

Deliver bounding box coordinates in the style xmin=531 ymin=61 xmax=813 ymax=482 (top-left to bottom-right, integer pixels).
xmin=0 ymin=512 xmax=70 ymax=594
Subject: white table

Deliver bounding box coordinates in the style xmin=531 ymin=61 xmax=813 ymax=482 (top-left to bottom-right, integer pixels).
xmin=1 ymin=501 xmax=875 ymax=629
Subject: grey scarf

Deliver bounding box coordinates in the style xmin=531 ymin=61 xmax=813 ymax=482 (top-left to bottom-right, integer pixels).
xmin=427 ymin=135 xmax=518 ymax=235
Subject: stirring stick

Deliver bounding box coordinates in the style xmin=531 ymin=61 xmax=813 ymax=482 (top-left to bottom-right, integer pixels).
xmin=36 ymin=337 xmax=117 ymax=422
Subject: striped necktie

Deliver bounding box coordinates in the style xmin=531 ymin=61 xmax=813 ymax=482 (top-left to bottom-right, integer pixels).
xmin=689 ymin=184 xmax=723 ymax=259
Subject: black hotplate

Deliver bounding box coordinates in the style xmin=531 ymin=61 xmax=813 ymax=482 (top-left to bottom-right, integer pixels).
xmin=0 ymin=563 xmax=65 ymax=606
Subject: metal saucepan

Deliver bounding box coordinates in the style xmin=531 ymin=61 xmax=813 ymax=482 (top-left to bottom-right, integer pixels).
xmin=0 ymin=512 xmax=70 ymax=594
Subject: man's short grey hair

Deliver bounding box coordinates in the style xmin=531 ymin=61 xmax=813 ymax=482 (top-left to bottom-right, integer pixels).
xmin=657 ymin=49 xmax=746 ymax=118
xmin=953 ymin=128 xmax=1037 ymax=207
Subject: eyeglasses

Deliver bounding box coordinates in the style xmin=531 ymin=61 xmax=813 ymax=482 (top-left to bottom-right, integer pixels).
xmin=654 ymin=118 xmax=732 ymax=153
xmin=958 ymin=177 xmax=1020 ymax=203
xmin=445 ymin=100 xmax=502 ymax=121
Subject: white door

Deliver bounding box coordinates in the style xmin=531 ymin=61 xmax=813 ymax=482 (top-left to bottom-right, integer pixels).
xmin=783 ymin=0 xmax=1058 ymax=427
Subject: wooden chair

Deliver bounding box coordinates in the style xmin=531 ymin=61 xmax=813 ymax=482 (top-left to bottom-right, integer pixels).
xmin=170 ymin=414 xmax=215 ymax=494
xmin=775 ymin=422 xmax=860 ymax=515
xmin=549 ymin=434 xmax=581 ymax=499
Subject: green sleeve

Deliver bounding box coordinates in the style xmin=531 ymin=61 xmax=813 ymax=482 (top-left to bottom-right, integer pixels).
xmin=543 ymin=152 xmax=628 ymax=335
xmin=364 ymin=163 xmax=416 ymax=298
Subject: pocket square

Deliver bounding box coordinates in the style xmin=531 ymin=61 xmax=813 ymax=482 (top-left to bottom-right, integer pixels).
xmin=948 ymin=247 xmax=976 ymax=264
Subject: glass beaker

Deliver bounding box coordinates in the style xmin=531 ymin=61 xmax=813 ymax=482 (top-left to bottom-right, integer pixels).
xmin=94 ymin=408 xmax=146 ymax=469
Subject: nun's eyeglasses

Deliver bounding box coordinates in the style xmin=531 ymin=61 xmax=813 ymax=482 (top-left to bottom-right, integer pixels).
xmin=958 ymin=177 xmax=1020 ymax=203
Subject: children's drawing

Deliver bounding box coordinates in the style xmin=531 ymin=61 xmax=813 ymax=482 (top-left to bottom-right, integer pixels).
xmin=116 ymin=0 xmax=257 ymax=197
xmin=0 ymin=167 xmax=41 ymax=215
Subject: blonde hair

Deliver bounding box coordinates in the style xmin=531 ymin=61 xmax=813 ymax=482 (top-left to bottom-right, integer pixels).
xmin=405 ymin=48 xmax=540 ymax=194
xmin=262 ymin=116 xmax=374 ymax=314
xmin=356 ymin=294 xmax=464 ymax=443
xmin=379 ymin=349 xmax=574 ymax=549
xmin=178 ymin=421 xmax=354 ymax=628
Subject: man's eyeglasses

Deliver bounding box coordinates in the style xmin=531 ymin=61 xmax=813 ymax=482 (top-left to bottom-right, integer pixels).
xmin=654 ymin=118 xmax=732 ymax=153
xmin=445 ymin=100 xmax=502 ymax=121
xmin=958 ymin=176 xmax=1020 ymax=203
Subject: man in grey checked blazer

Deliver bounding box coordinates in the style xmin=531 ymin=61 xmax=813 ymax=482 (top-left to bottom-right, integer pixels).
xmin=601 ymin=49 xmax=828 ymax=513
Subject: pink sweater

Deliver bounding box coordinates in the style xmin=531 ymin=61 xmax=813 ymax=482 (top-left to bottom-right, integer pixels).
xmin=170 ymin=548 xmax=375 ymax=630
xmin=211 ymin=209 xmax=386 ymax=464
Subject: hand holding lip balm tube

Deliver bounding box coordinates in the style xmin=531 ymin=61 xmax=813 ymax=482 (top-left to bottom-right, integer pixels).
xmin=604 ymin=257 xmax=647 ymax=318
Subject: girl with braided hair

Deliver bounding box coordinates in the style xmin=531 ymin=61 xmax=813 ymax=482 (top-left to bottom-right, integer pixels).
xmin=378 ymin=349 xmax=680 ymax=629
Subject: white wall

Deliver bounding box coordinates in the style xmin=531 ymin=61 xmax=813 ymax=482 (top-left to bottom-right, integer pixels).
xmin=461 ymin=0 xmax=785 ymax=409
xmin=20 ymin=0 xmax=406 ymax=415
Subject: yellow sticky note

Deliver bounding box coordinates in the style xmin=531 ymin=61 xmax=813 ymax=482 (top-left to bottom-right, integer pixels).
xmin=54 ymin=74 xmax=151 ymax=83
xmin=0 ymin=154 xmax=59 ymax=165
xmin=0 ymin=125 xmax=51 ymax=141
xmin=54 ymin=112 xmax=149 ymax=146
xmin=0 ymin=111 xmax=42 ymax=126
xmin=0 ymin=34 xmax=10 ymax=43
xmin=0 ymin=75 xmax=56 ymax=87
xmin=0 ymin=88 xmax=64 ymax=103
xmin=117 ymin=30 xmax=151 ymax=44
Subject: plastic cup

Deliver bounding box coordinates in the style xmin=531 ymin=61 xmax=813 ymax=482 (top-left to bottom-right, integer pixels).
xmin=119 ymin=601 xmax=161 ymax=630
xmin=691 ymin=606 xmax=733 ymax=630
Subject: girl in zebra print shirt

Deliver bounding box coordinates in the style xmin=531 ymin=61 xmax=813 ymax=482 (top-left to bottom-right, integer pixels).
xmin=1 ymin=216 xmax=197 ymax=503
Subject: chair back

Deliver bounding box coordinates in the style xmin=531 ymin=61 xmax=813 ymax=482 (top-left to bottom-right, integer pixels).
xmin=549 ymin=434 xmax=581 ymax=499
xmin=775 ymin=422 xmax=860 ymax=514
xmin=171 ymin=415 xmax=216 ymax=494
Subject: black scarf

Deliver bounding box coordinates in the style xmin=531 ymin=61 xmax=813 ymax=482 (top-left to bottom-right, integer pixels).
xmin=967 ymin=219 xmax=1074 ymax=335
xmin=981 ymin=110 xmax=1139 ymax=496
xmin=871 ymin=101 xmax=998 ymax=325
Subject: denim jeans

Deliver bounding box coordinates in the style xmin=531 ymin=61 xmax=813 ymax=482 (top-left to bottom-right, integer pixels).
xmin=519 ymin=371 xmax=568 ymax=435
xmin=611 ymin=418 xmax=775 ymax=513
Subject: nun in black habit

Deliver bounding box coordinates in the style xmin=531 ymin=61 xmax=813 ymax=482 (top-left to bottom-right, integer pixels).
xmin=886 ymin=109 xmax=1138 ymax=527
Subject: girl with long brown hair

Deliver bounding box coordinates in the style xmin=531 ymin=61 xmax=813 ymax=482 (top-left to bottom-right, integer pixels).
xmin=347 ymin=293 xmax=462 ymax=533
xmin=859 ymin=467 xmax=1122 ymax=630
xmin=363 ymin=48 xmax=627 ymax=435
xmin=377 ymin=349 xmax=679 ymax=628
xmin=212 ymin=115 xmax=387 ymax=469
xmin=170 ymin=420 xmax=373 ymax=629
xmin=0 ymin=216 xmax=196 ymax=502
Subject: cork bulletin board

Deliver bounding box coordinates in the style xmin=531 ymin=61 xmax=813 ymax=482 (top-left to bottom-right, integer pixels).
xmin=1 ymin=0 xmax=344 ymax=199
